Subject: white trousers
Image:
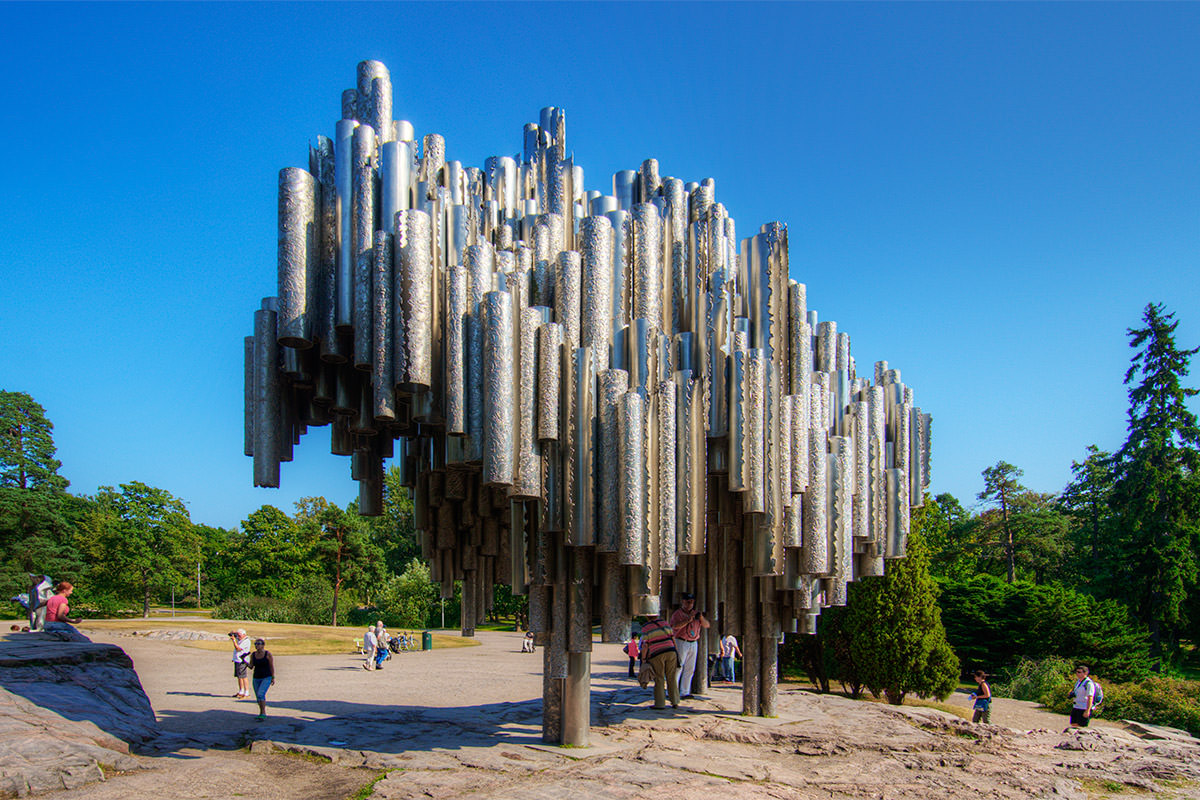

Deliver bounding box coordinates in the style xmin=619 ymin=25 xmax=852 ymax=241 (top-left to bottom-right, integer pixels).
xmin=676 ymin=639 xmax=699 ymax=696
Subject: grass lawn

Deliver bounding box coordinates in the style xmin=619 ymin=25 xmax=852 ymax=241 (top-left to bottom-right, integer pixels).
xmin=75 ymin=618 xmax=480 ymax=656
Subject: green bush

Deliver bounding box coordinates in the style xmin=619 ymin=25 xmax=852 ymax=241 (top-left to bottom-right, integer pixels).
xmin=288 ymin=576 xmax=334 ymax=626
xmin=937 ymin=575 xmax=1153 ymax=681
xmin=214 ymin=595 xmax=295 ymax=624
xmin=994 ymin=656 xmax=1075 ymax=704
xmin=996 ymin=657 xmax=1200 ymax=736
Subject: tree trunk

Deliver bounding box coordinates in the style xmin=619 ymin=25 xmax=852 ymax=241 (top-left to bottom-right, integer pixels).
xmin=331 ymin=547 xmax=343 ymax=627
xmin=1001 ymin=493 xmax=1015 ymax=584
xmin=143 ymin=576 xmax=151 ymax=618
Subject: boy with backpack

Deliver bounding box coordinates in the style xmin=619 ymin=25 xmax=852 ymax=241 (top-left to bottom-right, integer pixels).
xmin=1068 ymin=665 xmax=1103 ymax=729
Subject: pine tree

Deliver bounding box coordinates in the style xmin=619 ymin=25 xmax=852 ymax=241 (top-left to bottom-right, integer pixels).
xmin=1110 ymin=303 xmax=1200 ymax=664
xmin=1060 ymin=445 xmax=1116 ymax=592
xmin=0 ymin=391 xmax=67 ymax=491
xmin=843 ymin=498 xmax=961 ymax=704
xmin=978 ymin=461 xmax=1026 ymax=583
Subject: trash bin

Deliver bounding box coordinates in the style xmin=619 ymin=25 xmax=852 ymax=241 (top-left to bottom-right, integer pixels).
xmin=422 ymin=630 xmax=432 ymax=651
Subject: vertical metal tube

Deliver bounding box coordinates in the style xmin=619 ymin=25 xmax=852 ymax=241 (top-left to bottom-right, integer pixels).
xmin=243 ymin=336 xmax=255 ymax=457
xmin=371 ymin=231 xmax=394 ymax=420
xmin=617 ymin=391 xmax=644 ymax=566
xmin=465 ymin=243 xmax=495 ymax=462
xmin=277 ymin=167 xmax=317 ymax=348
xmin=580 ymin=216 xmax=613 ymax=370
xmin=803 ymin=426 xmax=828 ymax=575
xmin=352 ymin=123 xmax=376 ymax=370
xmin=356 ymin=60 xmax=392 ymax=146
xmin=556 ymin=250 xmax=582 ymax=350
xmin=597 ymin=369 xmax=628 ymax=552
xmin=537 ymin=323 xmax=563 ymax=441
xmin=631 ymin=204 xmax=662 ymax=329
xmin=482 ymin=291 xmax=514 ymax=486
xmin=334 ymin=119 xmax=357 ymax=331
xmin=744 ymin=349 xmax=767 ymax=515
xmin=514 ymin=306 xmax=552 ymax=498
xmin=253 ymin=305 xmax=281 ymax=487
xmin=444 ymin=263 xmax=468 ymax=435
xmin=565 ymin=347 xmax=596 ymax=547
xmin=657 ymin=379 xmax=677 ymax=572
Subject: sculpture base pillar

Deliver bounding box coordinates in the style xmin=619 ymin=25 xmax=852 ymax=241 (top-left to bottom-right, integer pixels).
xmin=562 ymin=651 xmax=591 ymax=746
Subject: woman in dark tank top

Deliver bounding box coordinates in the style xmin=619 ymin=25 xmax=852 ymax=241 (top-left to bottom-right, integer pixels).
xmin=249 ymin=638 xmax=275 ymax=720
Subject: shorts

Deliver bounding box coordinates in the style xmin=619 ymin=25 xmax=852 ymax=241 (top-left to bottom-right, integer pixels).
xmin=234 ymin=662 xmax=248 ymax=678
xmin=253 ymin=676 xmax=273 ymax=701
xmin=1069 ymin=707 xmax=1091 ymax=727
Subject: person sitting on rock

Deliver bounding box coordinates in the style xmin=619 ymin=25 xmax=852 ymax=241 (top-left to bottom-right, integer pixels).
xmin=43 ymin=582 xmax=81 ymax=633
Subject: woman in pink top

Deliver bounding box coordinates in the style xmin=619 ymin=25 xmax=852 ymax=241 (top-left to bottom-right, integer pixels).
xmin=43 ymin=582 xmax=80 ymax=630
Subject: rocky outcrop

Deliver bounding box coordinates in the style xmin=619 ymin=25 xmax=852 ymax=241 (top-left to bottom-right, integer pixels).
xmin=0 ymin=632 xmax=160 ymax=797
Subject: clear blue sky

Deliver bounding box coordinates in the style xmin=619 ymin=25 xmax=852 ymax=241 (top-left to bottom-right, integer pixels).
xmin=1 ymin=2 xmax=1197 ymax=529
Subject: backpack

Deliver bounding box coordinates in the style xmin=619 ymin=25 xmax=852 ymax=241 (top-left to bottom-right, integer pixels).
xmin=1091 ymin=679 xmax=1104 ymax=707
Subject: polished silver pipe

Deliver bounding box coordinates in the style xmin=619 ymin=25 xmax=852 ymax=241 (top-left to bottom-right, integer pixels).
xmin=371 ymin=231 xmax=394 ymax=420
xmin=828 ymin=436 xmax=852 ymax=605
xmin=444 ymin=262 xmax=468 ymax=435
xmin=465 ymin=243 xmax=495 ymax=462
xmin=277 ymin=167 xmax=317 ymax=348
xmin=556 ymin=250 xmax=582 ymax=350
xmin=638 ymin=159 xmax=660 ymax=201
xmin=253 ymin=305 xmax=281 ymax=487
xmin=631 ymin=203 xmax=662 ymax=328
xmin=597 ymin=368 xmax=629 ymax=553
xmin=657 ymin=378 xmax=677 ymax=572
xmin=617 ymin=391 xmax=645 ymax=566
xmin=352 ymin=123 xmax=376 ymax=370
xmin=802 ymin=424 xmax=828 ymax=575
xmin=613 ymin=169 xmax=637 ymax=209
xmin=356 ymin=60 xmax=392 ymax=145
xmin=537 ymin=322 xmax=564 ymax=441
xmin=482 ymin=290 xmax=515 ymax=486
xmin=311 ymin=137 xmax=339 ymax=358
xmin=868 ymin=385 xmax=887 ymax=546
xmin=816 ymin=321 xmax=836 ymax=373
xmin=395 ymin=209 xmax=433 ymax=392
xmin=743 ymin=349 xmax=767 ymax=515
xmin=605 ymin=209 xmax=631 ymax=341
xmin=885 ymin=467 xmax=907 ymax=558
xmin=580 ymin=216 xmax=613 ymax=370
xmin=334 ymin=119 xmax=357 ymax=331
xmin=565 ymin=347 xmax=596 ymax=547
xmin=420 ymin=134 xmax=445 ymax=197
xmin=514 ymin=306 xmax=553 ymax=499
xmin=727 ymin=328 xmax=749 ymax=491
xmin=380 ymin=140 xmax=414 ymax=232
xmin=677 ymin=373 xmax=706 ymax=555
xmin=852 ymin=401 xmax=870 ymax=541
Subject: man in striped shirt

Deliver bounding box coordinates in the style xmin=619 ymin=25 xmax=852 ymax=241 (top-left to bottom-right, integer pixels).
xmin=638 ymin=612 xmax=680 ymax=710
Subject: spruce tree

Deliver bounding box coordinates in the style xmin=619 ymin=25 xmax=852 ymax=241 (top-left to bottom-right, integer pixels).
xmin=977 ymin=461 xmax=1026 ymax=583
xmin=1110 ymin=303 xmax=1200 ymax=664
xmin=844 ymin=498 xmax=960 ymax=704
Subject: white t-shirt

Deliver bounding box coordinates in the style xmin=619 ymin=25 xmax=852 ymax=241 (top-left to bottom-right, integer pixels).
xmin=233 ymin=636 xmax=251 ymax=663
xmin=364 ymin=630 xmax=377 ymax=650
xmin=720 ymin=635 xmax=738 ymax=657
xmin=1072 ymin=678 xmax=1095 ymax=709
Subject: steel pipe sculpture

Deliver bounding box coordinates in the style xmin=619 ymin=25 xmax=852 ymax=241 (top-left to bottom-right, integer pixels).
xmin=245 ymin=60 xmax=932 ymax=745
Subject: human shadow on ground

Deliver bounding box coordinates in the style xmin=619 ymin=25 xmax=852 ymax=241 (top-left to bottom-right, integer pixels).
xmin=146 ymin=680 xmax=712 ymax=757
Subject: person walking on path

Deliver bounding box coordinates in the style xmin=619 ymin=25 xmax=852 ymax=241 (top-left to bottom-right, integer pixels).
xmin=670 ymin=593 xmax=709 ymax=698
xmin=373 ymin=622 xmax=389 ymax=669
xmin=639 ymin=613 xmax=680 ymax=710
xmin=43 ymin=582 xmax=81 ymax=633
xmin=970 ymin=670 xmax=992 ymax=723
xmin=230 ymin=629 xmax=252 ymax=698
xmin=623 ymin=632 xmax=640 ymax=677
xmin=249 ymin=638 xmax=275 ymax=720
xmin=362 ymin=625 xmax=378 ymax=670
xmin=717 ymin=632 xmax=741 ymax=682
xmin=1068 ymin=665 xmax=1096 ymax=729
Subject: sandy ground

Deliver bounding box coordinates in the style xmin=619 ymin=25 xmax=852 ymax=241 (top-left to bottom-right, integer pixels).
xmin=33 ymin=627 xmax=1129 ymax=800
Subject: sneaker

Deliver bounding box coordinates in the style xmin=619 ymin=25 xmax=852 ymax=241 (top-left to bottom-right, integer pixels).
xmin=255 ymin=714 xmax=266 ymax=721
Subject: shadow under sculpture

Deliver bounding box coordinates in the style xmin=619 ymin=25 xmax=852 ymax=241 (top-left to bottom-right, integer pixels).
xmin=245 ymin=60 xmax=932 ymax=746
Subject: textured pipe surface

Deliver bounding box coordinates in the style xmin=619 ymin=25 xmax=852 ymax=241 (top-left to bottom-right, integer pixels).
xmin=482 ymin=291 xmax=514 ymax=485
xmin=277 ymin=168 xmax=317 ymax=348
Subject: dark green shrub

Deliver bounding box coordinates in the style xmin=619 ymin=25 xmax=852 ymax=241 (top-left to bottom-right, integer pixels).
xmin=214 ymin=595 xmax=294 ymax=624
xmin=288 ymin=576 xmax=334 ymax=626
xmin=937 ymin=575 xmax=1153 ymax=681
